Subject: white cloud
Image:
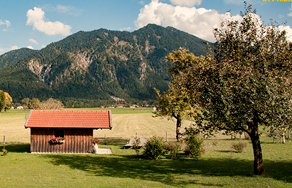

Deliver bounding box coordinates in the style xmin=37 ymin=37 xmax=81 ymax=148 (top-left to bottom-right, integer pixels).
xmin=41 ymin=44 xmax=46 ymax=48
xmin=56 ymin=5 xmax=82 ymax=16
xmin=278 ymin=25 xmax=292 ymax=42
xmin=288 ymin=4 xmax=292 ymax=16
xmin=42 ymin=4 xmax=82 ymax=16
xmin=120 ymin=27 xmax=131 ymax=31
xmin=10 ymin=46 xmax=19 ymax=51
xmin=135 ymin=0 xmax=292 ymax=43
xmin=135 ymin=0 xmax=242 ymax=42
xmin=139 ymin=1 xmax=145 ymax=5
xmin=27 ymin=46 xmax=34 ymax=49
xmin=170 ymin=0 xmax=202 ymax=7
xmin=0 ymin=20 xmax=11 ymax=27
xmin=29 ymin=38 xmax=38 ymax=45
xmin=26 ymin=7 xmax=72 ymax=36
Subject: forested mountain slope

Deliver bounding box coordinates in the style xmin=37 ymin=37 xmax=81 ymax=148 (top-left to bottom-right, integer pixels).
xmin=0 ymin=48 xmax=36 ymax=69
xmin=0 ymin=24 xmax=208 ymax=104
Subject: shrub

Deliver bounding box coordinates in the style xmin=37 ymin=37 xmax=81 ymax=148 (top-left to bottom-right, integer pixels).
xmin=232 ymin=142 xmax=247 ymax=153
xmin=2 ymin=149 xmax=8 ymax=156
xmin=184 ymin=126 xmax=204 ymax=159
xmin=165 ymin=141 xmax=182 ymax=159
xmin=133 ymin=138 xmax=141 ymax=155
xmin=142 ymin=136 xmax=166 ymax=160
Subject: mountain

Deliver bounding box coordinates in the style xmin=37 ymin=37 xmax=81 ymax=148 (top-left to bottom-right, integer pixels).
xmin=0 ymin=48 xmax=36 ymax=69
xmin=0 ymin=24 xmax=209 ymax=106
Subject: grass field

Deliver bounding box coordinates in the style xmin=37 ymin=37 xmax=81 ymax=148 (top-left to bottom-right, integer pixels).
xmin=0 ymin=108 xmax=192 ymax=143
xmin=0 ymin=109 xmax=292 ymax=187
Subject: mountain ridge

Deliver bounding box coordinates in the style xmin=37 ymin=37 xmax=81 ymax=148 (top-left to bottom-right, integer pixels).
xmin=0 ymin=24 xmax=208 ymax=105
xmin=0 ymin=48 xmax=36 ymax=69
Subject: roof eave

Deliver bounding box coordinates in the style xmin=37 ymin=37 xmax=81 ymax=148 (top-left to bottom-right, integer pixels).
xmin=109 ymin=110 xmax=113 ymax=130
xmin=24 ymin=110 xmax=33 ymax=129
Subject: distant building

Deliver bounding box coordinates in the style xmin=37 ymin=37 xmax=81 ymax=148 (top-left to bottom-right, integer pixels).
xmin=117 ymin=104 xmax=125 ymax=108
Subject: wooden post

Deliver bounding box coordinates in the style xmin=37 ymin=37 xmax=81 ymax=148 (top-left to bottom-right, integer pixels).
xmin=105 ymin=135 xmax=106 ymax=145
xmin=166 ymin=131 xmax=167 ymax=142
xmin=282 ymin=132 xmax=285 ymax=144
xmin=3 ymin=135 xmax=5 ymax=150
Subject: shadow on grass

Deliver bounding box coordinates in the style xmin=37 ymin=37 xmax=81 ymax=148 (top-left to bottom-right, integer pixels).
xmin=41 ymin=153 xmax=292 ymax=187
xmin=0 ymin=144 xmax=30 ymax=153
xmin=96 ymin=137 xmax=130 ymax=145
xmin=217 ymin=150 xmax=232 ymax=153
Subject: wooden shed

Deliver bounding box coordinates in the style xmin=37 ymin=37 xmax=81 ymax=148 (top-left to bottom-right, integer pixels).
xmin=24 ymin=110 xmax=112 ymax=153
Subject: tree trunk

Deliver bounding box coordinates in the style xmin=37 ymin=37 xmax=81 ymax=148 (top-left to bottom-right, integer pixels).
xmin=250 ymin=127 xmax=265 ymax=175
xmin=282 ymin=132 xmax=285 ymax=144
xmin=176 ymin=116 xmax=183 ymax=141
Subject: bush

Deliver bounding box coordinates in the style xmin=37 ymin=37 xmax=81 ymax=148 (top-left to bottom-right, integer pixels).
xmin=184 ymin=126 xmax=204 ymax=159
xmin=232 ymin=142 xmax=247 ymax=153
xmin=165 ymin=141 xmax=182 ymax=159
xmin=133 ymin=138 xmax=141 ymax=155
xmin=142 ymin=136 xmax=166 ymax=160
xmin=2 ymin=149 xmax=8 ymax=156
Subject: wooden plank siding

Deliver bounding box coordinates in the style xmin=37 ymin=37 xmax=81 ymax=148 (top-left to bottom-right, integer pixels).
xmin=30 ymin=128 xmax=93 ymax=153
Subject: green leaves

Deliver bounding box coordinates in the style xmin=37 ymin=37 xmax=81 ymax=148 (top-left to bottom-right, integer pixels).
xmin=0 ymin=91 xmax=5 ymax=112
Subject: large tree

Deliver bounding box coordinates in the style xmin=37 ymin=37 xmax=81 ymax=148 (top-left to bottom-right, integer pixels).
xmin=166 ymin=4 xmax=292 ymax=175
xmin=39 ymin=98 xmax=64 ymax=110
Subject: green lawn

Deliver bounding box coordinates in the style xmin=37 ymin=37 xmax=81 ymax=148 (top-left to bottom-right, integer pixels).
xmin=0 ymin=109 xmax=291 ymax=187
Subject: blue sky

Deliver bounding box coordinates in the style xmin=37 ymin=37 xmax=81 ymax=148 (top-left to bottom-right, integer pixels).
xmin=0 ymin=0 xmax=291 ymax=55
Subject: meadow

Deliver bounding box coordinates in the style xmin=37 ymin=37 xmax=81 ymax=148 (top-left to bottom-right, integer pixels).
xmin=0 ymin=108 xmax=291 ymax=187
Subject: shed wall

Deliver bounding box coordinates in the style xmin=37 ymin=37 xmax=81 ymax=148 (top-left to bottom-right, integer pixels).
xmin=30 ymin=128 xmax=93 ymax=153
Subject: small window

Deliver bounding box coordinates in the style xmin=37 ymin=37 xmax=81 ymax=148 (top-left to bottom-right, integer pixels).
xmin=55 ymin=130 xmax=64 ymax=138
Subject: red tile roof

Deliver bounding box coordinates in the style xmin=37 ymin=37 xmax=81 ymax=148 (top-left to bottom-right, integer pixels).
xmin=24 ymin=110 xmax=112 ymax=129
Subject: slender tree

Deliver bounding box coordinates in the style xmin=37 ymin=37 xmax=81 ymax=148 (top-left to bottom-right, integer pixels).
xmin=154 ymin=51 xmax=202 ymax=141
xmin=154 ymin=83 xmax=199 ymax=141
